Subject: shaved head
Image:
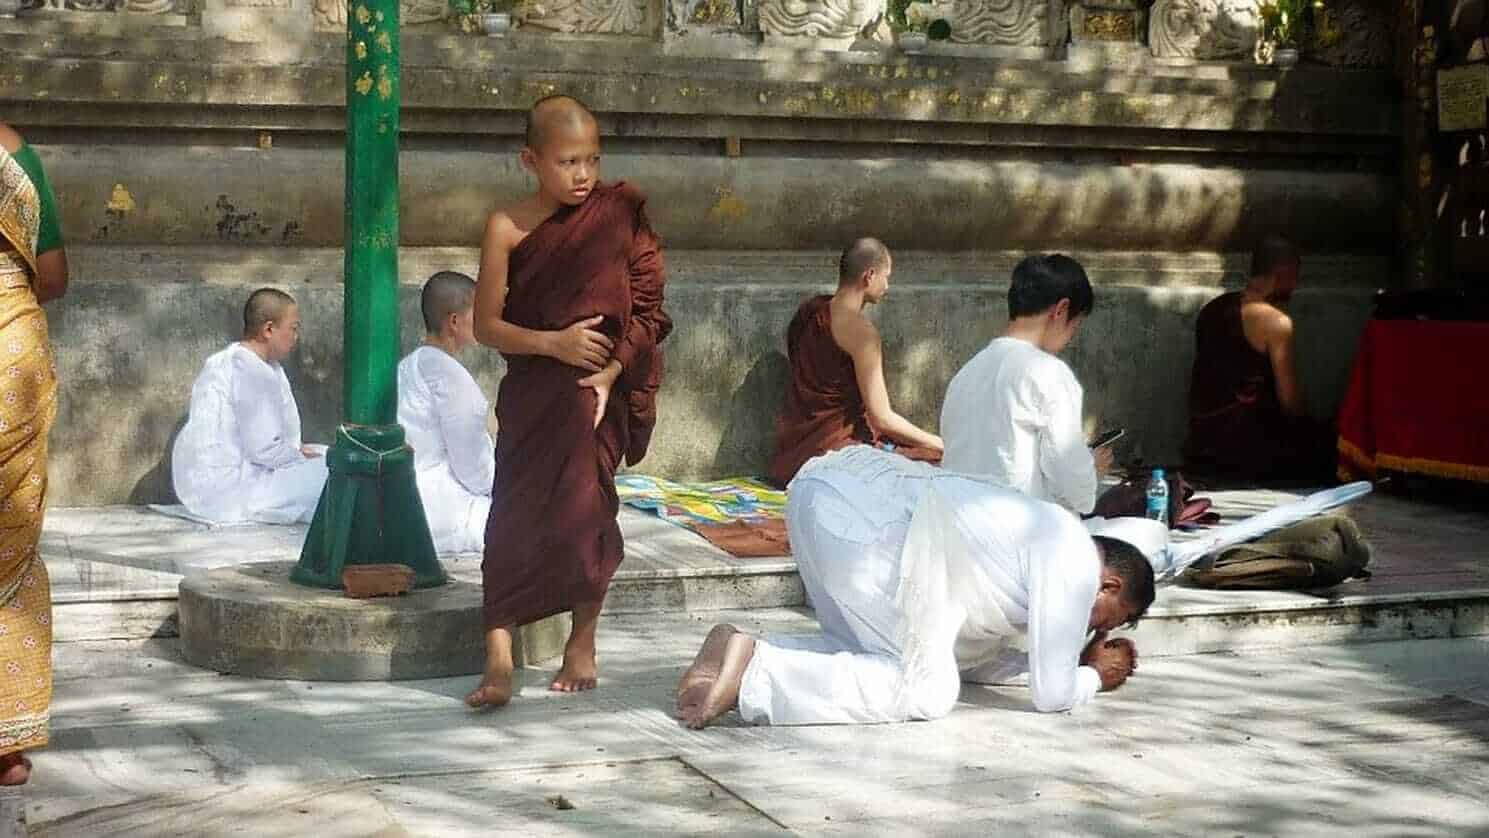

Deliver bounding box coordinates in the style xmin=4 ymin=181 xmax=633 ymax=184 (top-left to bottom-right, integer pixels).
xmin=524 ymin=94 xmax=598 ymax=152
xmin=421 ymin=271 xmax=476 ymax=333
xmin=243 ymin=288 xmax=296 ymax=339
xmin=838 ymin=238 xmax=891 ymax=287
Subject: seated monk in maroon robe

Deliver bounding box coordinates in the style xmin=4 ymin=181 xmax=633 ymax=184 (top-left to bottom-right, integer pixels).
xmin=467 ymin=95 xmax=671 ymax=707
xmin=767 ymin=238 xmax=943 ymax=487
xmin=1185 ymin=235 xmax=1336 ymax=482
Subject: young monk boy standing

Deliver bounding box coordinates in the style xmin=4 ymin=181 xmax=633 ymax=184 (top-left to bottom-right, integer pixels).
xmin=466 ymin=95 xmax=671 ymax=707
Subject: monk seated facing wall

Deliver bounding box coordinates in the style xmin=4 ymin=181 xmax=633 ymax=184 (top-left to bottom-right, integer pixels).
xmin=1185 ymin=236 xmax=1337 ymax=482
xmin=171 ymin=288 xmax=329 ymax=525
xmin=767 ymin=238 xmax=943 ymax=487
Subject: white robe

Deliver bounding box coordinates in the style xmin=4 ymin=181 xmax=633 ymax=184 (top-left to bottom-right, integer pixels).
xmin=397 ymin=345 xmax=494 ymax=554
xmin=737 ymin=446 xmax=1103 ymax=725
xmin=940 ymin=336 xmax=1098 ymax=515
xmin=171 ymin=343 xmax=328 ymax=525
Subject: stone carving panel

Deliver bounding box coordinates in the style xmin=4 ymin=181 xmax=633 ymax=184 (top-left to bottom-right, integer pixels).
xmin=1149 ymin=0 xmax=1260 ymax=59
xmin=944 ymin=0 xmax=1048 ymax=46
xmin=314 ymin=0 xmax=446 ymax=30
xmin=758 ymin=0 xmax=882 ymax=40
xmin=523 ymin=0 xmax=653 ymax=33
xmin=1309 ymin=0 xmax=1391 ymax=68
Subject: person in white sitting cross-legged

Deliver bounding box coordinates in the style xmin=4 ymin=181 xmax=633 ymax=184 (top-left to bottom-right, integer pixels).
xmin=172 ymin=288 xmax=328 ymax=525
xmin=398 ymin=271 xmax=496 ymax=554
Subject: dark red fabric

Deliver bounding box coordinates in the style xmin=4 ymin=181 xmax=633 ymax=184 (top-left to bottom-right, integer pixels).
xmin=1337 ymin=319 xmax=1489 ymax=483
xmin=482 ymin=182 xmax=672 ymax=628
xmin=693 ymin=519 xmax=791 ymax=558
xmin=1184 ymin=291 xmax=1335 ymax=480
xmin=768 ymin=296 xmax=873 ymax=487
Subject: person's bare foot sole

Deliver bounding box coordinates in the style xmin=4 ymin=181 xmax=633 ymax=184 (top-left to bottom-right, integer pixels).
xmin=550 ymin=648 xmax=598 ymax=693
xmin=676 ymin=624 xmax=738 ymax=716
xmin=681 ymin=633 xmax=755 ymax=730
xmin=0 ymin=754 xmax=31 ymax=786
xmin=465 ymin=667 xmax=514 ymax=708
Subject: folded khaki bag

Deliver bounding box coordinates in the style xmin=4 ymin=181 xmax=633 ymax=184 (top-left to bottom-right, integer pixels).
xmin=1185 ymin=514 xmax=1373 ymax=590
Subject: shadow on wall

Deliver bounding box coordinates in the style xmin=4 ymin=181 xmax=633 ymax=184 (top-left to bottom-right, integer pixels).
xmin=710 ymin=350 xmax=788 ymax=476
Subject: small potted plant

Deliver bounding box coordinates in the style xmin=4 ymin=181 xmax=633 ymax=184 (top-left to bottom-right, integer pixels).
xmin=479 ymin=0 xmax=515 ymax=36
xmin=1257 ymin=0 xmax=1322 ymax=68
xmin=893 ymin=1 xmax=951 ymax=53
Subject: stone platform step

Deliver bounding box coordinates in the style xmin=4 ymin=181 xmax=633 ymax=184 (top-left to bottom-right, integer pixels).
xmin=40 ymin=487 xmax=1489 ymax=672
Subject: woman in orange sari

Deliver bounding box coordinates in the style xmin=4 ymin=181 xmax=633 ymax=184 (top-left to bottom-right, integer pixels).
xmin=0 ymin=121 xmax=67 ymax=815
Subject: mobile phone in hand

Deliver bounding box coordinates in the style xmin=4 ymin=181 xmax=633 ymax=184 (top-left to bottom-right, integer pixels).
xmin=1091 ymin=428 xmax=1125 ymax=449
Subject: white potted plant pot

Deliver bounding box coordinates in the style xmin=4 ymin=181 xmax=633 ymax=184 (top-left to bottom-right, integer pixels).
xmin=481 ymin=11 xmax=511 ymax=35
xmin=0 ymin=0 xmax=22 ymax=19
xmin=1274 ymin=47 xmax=1299 ymax=68
xmin=899 ymin=32 xmax=928 ymax=53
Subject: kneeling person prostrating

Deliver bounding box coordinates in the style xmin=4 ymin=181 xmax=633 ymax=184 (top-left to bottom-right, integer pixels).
xmin=676 ymin=446 xmax=1158 ymax=728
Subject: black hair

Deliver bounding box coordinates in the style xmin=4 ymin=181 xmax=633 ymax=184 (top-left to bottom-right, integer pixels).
xmin=1092 ymin=535 xmax=1157 ymax=625
xmin=1007 ymin=253 xmax=1094 ymax=319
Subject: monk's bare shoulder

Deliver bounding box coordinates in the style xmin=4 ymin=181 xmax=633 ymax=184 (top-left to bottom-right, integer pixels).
xmin=0 ymin=122 xmax=23 ymax=154
xmin=1241 ymin=299 xmax=1294 ymax=350
xmin=828 ymin=303 xmax=880 ymax=358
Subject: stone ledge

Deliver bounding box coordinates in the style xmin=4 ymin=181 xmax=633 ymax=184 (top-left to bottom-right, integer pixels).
xmin=34 ymin=145 xmax=1394 ymax=250
xmin=0 ymin=47 xmax=1397 ymax=137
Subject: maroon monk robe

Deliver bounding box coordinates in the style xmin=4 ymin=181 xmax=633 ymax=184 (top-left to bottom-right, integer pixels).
xmin=482 ymin=182 xmax=671 ymax=629
xmin=1184 ymin=291 xmax=1334 ymax=481
xmin=767 ymin=295 xmax=938 ymax=487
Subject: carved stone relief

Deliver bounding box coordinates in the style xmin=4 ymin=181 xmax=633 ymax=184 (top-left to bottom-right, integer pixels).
xmin=943 ymin=0 xmax=1049 ymax=45
xmin=1149 ymin=0 xmax=1260 ymax=59
xmin=314 ymin=0 xmax=447 ymax=30
xmin=1309 ymin=0 xmax=1391 ymax=68
xmin=523 ymin=0 xmax=653 ymax=34
xmin=758 ymin=0 xmax=882 ymax=41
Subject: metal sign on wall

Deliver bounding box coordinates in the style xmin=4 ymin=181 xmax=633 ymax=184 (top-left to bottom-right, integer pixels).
xmin=1439 ymin=64 xmax=1489 ymax=132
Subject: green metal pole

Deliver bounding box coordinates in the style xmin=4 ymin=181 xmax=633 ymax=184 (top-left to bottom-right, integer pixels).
xmin=292 ymin=0 xmax=445 ymax=590
xmin=343 ymin=0 xmax=400 ymax=424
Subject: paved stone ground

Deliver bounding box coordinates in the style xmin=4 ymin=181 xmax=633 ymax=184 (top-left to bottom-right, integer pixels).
xmin=21 ymin=607 xmax=1489 ymax=837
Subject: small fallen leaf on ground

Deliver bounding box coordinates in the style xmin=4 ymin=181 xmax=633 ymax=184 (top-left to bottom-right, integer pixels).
xmin=546 ymin=795 xmax=576 ymax=811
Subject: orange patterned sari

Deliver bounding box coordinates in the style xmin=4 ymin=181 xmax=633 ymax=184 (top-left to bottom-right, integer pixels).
xmin=0 ymin=146 xmax=58 ymax=758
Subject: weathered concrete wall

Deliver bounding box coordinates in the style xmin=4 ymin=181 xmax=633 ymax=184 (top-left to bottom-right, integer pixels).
xmin=41 ymin=145 xmax=1392 ymax=253
xmin=47 ymin=246 xmax=1378 ymax=506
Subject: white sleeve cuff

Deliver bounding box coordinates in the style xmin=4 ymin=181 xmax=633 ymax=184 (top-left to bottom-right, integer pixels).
xmin=1073 ymin=665 xmax=1103 ymax=707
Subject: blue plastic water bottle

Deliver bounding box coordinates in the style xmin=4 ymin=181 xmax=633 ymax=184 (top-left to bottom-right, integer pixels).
xmin=1145 ymin=468 xmax=1169 ymax=523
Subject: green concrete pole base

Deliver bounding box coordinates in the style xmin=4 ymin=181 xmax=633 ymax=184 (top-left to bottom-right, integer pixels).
xmin=292 ymin=424 xmax=447 ymax=590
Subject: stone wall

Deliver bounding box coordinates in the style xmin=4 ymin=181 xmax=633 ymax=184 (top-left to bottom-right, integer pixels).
xmin=0 ymin=24 xmax=1399 ymax=505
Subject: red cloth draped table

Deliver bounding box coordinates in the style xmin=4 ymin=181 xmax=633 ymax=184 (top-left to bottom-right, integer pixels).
xmin=1337 ymin=319 xmax=1489 ymax=483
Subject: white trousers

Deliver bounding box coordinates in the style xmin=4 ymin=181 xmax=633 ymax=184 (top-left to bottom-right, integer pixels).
xmin=736 ymin=476 xmax=961 ymax=725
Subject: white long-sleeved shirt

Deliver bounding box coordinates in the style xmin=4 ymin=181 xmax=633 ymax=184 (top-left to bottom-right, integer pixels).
xmin=172 ymin=343 xmax=325 ymax=524
xmin=397 ymin=345 xmax=495 ymax=553
xmin=739 ymin=446 xmax=1101 ymax=724
xmin=940 ymin=336 xmax=1098 ymax=515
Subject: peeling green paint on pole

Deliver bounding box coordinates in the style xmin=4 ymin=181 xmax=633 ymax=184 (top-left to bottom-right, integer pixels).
xmin=291 ymin=0 xmax=445 ymax=591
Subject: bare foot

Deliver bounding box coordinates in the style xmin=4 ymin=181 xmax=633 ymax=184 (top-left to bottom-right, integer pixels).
xmin=550 ymin=645 xmax=598 ymax=693
xmin=0 ymin=754 xmax=31 ymax=786
xmin=681 ymin=632 xmax=756 ymax=730
xmin=676 ymin=624 xmax=738 ymax=717
xmin=465 ymin=665 xmax=514 ymax=708
xmin=466 ymin=627 xmax=516 ymax=708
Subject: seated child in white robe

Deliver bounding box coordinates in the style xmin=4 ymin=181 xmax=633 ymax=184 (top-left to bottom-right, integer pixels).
xmin=397 ymin=271 xmax=495 ymax=554
xmin=172 ymin=288 xmax=328 ymax=525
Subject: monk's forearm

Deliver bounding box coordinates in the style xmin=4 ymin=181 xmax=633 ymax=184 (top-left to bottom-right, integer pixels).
xmin=476 ymin=318 xmax=557 ymax=359
xmin=869 ymin=411 xmax=943 ymax=452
